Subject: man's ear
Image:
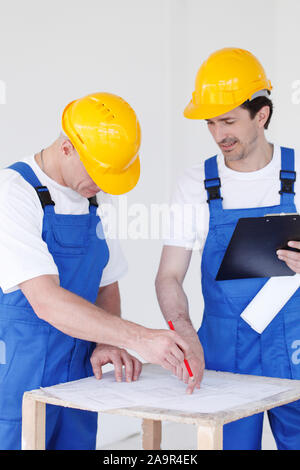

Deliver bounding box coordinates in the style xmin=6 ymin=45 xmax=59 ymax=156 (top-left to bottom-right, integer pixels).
xmin=257 ymin=105 xmax=270 ymax=129
xmin=60 ymin=139 xmax=75 ymax=157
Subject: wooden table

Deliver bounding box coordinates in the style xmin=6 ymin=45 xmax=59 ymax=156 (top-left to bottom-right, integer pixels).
xmin=21 ymin=364 xmax=300 ymax=450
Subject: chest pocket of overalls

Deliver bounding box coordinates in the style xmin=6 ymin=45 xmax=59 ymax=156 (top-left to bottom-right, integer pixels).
xmin=215 ymin=223 xmax=236 ymax=248
xmin=51 ymin=224 xmax=89 ymax=256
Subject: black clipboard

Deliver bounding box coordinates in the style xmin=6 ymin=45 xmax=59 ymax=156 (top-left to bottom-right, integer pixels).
xmin=216 ymin=213 xmax=300 ymax=280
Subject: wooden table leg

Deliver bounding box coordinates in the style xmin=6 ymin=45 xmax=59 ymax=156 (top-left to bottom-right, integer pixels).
xmin=22 ymin=393 xmax=46 ymax=450
xmin=142 ymin=419 xmax=162 ymax=450
xmin=197 ymin=424 xmax=223 ymax=450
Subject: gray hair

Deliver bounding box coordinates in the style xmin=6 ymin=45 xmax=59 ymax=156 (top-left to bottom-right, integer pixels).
xmin=59 ymin=131 xmax=70 ymax=141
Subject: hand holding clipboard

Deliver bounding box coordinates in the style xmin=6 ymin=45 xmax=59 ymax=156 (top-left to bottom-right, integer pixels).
xmin=277 ymin=240 xmax=300 ymax=273
xmin=216 ymin=213 xmax=300 ymax=280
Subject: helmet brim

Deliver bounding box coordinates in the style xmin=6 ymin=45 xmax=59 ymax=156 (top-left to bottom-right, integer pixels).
xmin=82 ymin=154 xmax=140 ymax=196
xmin=184 ymin=100 xmax=245 ymax=120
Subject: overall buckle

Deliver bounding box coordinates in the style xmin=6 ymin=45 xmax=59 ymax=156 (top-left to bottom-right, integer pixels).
xmin=279 ymin=170 xmax=296 ymax=195
xmin=204 ymin=177 xmax=223 ymax=202
xmin=35 ymin=186 xmax=55 ymax=209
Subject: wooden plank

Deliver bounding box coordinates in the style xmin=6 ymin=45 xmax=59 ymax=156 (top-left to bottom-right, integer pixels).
xmin=22 ymin=393 xmax=46 ymax=450
xmin=142 ymin=419 xmax=162 ymax=450
xmin=24 ymin=366 xmax=300 ymax=428
xmin=27 ymin=384 xmax=300 ymax=427
xmin=197 ymin=424 xmax=223 ymax=450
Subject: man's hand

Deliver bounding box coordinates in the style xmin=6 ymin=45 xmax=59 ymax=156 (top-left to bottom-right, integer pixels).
xmin=174 ymin=332 xmax=205 ymax=395
xmin=90 ymin=344 xmax=142 ymax=382
xmin=154 ymin=245 xmax=205 ymax=393
xmin=134 ymin=328 xmax=195 ymax=376
xmin=277 ymin=241 xmax=300 ymax=273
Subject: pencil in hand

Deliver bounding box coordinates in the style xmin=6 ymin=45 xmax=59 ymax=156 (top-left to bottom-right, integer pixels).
xmin=168 ymin=320 xmax=194 ymax=378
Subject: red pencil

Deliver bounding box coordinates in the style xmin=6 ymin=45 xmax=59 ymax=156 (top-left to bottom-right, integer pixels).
xmin=168 ymin=320 xmax=193 ymax=377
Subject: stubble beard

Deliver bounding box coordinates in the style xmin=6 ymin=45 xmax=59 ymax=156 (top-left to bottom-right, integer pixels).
xmin=224 ymin=133 xmax=259 ymax=164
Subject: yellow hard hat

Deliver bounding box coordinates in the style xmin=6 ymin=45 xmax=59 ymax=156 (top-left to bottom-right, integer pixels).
xmin=62 ymin=92 xmax=141 ymax=195
xmin=184 ymin=48 xmax=273 ymax=120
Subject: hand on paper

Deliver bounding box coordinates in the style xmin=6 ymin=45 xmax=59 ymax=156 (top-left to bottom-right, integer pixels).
xmin=277 ymin=241 xmax=300 ymax=273
xmin=90 ymin=344 xmax=142 ymax=382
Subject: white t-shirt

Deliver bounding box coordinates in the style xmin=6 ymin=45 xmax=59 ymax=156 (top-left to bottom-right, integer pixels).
xmin=0 ymin=154 xmax=128 ymax=294
xmin=164 ymin=143 xmax=300 ymax=251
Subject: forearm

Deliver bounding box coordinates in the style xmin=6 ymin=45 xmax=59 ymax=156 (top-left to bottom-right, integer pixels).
xmin=156 ymin=273 xmax=205 ymax=390
xmin=94 ymin=282 xmax=122 ymax=349
xmin=155 ymin=275 xmax=196 ymax=336
xmin=20 ymin=274 xmax=197 ymax=375
xmin=36 ymin=282 xmax=144 ymax=349
xmin=95 ymin=282 xmax=121 ymax=317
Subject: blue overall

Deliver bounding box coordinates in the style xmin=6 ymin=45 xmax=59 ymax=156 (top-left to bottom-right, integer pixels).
xmin=198 ymin=147 xmax=300 ymax=450
xmin=0 ymin=163 xmax=109 ymax=450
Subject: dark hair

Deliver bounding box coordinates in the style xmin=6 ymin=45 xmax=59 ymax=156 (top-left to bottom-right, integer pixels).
xmin=240 ymin=96 xmax=273 ymax=130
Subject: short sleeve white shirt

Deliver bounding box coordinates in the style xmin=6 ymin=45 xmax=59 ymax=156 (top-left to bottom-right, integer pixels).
xmin=0 ymin=154 xmax=128 ymax=294
xmin=164 ymin=143 xmax=300 ymax=251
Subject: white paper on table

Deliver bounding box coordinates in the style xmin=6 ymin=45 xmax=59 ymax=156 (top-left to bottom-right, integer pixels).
xmin=40 ymin=368 xmax=290 ymax=414
xmin=241 ymin=274 xmax=300 ymax=334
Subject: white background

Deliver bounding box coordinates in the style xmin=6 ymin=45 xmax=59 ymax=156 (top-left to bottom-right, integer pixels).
xmin=0 ymin=0 xmax=300 ymax=448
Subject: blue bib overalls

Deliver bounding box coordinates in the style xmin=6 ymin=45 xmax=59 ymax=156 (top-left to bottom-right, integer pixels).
xmin=0 ymin=162 xmax=109 ymax=450
xmin=198 ymin=147 xmax=300 ymax=450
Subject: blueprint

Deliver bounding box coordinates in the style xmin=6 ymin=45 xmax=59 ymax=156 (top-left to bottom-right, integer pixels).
xmin=40 ymin=365 xmax=291 ymax=414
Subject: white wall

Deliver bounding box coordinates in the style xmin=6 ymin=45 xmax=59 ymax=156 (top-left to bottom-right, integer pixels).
xmin=0 ymin=0 xmax=300 ymax=448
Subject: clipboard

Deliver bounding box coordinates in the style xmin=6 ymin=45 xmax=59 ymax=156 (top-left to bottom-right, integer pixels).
xmin=216 ymin=213 xmax=300 ymax=280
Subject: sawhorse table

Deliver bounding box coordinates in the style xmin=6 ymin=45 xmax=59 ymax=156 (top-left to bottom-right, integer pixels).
xmin=22 ymin=364 xmax=300 ymax=450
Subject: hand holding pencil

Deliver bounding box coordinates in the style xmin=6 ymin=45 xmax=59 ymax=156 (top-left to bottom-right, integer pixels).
xmin=168 ymin=320 xmax=205 ymax=394
xmin=168 ymin=321 xmax=194 ymax=377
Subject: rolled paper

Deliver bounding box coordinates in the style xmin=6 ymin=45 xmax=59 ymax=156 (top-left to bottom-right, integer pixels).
xmin=241 ymin=274 xmax=300 ymax=334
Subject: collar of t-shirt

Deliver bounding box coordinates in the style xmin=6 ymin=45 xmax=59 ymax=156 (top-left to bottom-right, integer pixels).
xmin=27 ymin=153 xmax=86 ymax=202
xmin=217 ymin=143 xmax=280 ymax=180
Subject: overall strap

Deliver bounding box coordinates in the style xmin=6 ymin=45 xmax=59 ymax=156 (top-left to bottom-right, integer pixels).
xmin=88 ymin=195 xmax=98 ymax=214
xmin=204 ymin=155 xmax=223 ymax=213
xmin=279 ymin=147 xmax=296 ymax=206
xmin=7 ymin=162 xmax=55 ymax=213
xmin=8 ymin=162 xmax=100 ymax=214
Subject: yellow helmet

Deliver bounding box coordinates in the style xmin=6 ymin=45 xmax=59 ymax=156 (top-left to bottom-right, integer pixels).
xmin=62 ymin=92 xmax=141 ymax=195
xmin=184 ymin=48 xmax=273 ymax=120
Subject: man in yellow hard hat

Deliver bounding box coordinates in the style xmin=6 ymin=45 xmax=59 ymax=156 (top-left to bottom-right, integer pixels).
xmin=156 ymin=48 xmax=300 ymax=449
xmin=0 ymin=92 xmax=193 ymax=450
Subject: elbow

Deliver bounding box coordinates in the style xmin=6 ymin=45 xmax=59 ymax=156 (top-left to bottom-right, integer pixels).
xmin=33 ymin=300 xmax=51 ymax=321
xmin=26 ymin=291 xmax=54 ymax=321
xmin=19 ymin=274 xmax=61 ymax=322
xmin=155 ymin=272 xmax=171 ymax=294
xmin=155 ymin=272 xmax=162 ymax=293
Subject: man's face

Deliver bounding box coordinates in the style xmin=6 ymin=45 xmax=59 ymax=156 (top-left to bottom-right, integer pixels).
xmin=60 ymin=141 xmax=101 ymax=197
xmin=70 ymin=156 xmax=101 ymax=198
xmin=205 ymin=106 xmax=260 ymax=162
